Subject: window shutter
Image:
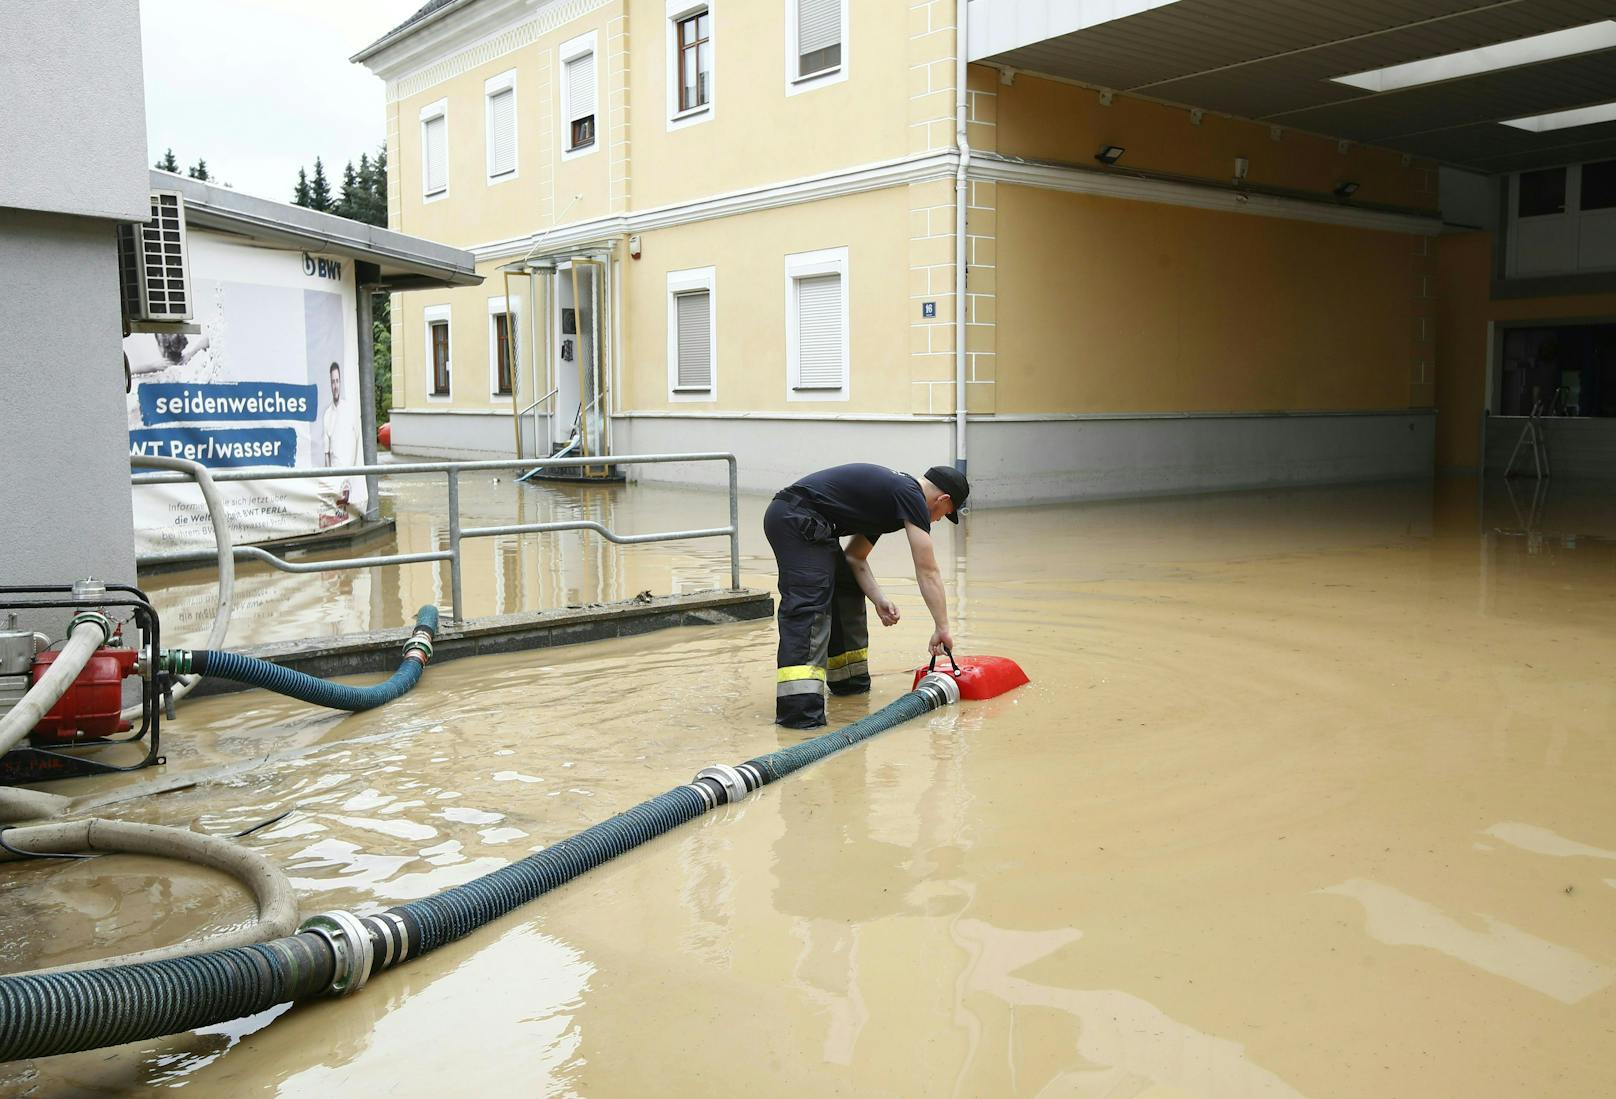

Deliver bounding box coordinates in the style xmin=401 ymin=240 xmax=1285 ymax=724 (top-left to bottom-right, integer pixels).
xmin=794 ymin=274 xmax=842 ymax=388
xmin=675 ymin=290 xmax=712 ymax=388
xmin=798 ymin=0 xmax=840 ymax=56
xmin=488 ymin=89 xmax=515 ymax=176
xmin=567 ymin=54 xmax=596 ymax=122
xmin=424 ymin=115 xmax=447 ymax=194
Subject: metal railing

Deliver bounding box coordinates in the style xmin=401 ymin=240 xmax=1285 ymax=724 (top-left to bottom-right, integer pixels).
xmin=133 ymin=453 xmax=742 ymax=625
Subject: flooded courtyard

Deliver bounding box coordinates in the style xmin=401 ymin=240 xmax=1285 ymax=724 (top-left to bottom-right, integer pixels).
xmin=4 ymin=474 xmax=1614 ymax=1097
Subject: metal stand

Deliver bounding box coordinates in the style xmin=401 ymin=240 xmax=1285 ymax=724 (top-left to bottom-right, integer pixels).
xmin=0 ymin=585 xmax=165 ymax=785
xmin=1503 ymin=401 xmax=1550 ymax=480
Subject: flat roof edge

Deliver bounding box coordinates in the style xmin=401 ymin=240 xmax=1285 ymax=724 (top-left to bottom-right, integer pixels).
xmin=150 ymin=170 xmax=480 ymax=288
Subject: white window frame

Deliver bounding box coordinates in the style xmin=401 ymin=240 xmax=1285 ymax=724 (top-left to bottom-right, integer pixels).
xmin=484 ymin=70 xmax=518 ymax=185
xmin=488 ymin=295 xmax=520 ymax=400
xmin=784 ymin=247 xmax=849 ymax=402
xmin=667 ymin=266 xmax=717 ymax=401
xmin=420 ymin=98 xmax=449 ymax=202
xmin=785 ymin=0 xmax=847 ymax=97
xmin=666 ymin=1 xmax=714 ymax=131
xmin=559 ymin=31 xmax=600 ymax=162
xmin=424 ymin=304 xmax=452 ymax=402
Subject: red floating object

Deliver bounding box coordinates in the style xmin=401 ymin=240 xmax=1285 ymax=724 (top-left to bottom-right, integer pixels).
xmin=911 ymin=654 xmax=1030 ymax=701
xmin=378 ymin=421 xmax=393 ymax=449
xmin=30 ymin=647 xmax=139 ymax=743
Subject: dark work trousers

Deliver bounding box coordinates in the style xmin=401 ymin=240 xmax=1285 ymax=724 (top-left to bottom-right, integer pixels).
xmin=764 ymin=492 xmax=872 ymax=729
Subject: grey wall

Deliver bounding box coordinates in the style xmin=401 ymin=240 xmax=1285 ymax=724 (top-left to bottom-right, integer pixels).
xmin=1439 ymin=167 xmax=1498 ymax=233
xmin=612 ymin=412 xmax=1434 ymax=503
xmin=0 ymin=210 xmax=139 ymax=588
xmin=612 ymin=416 xmax=953 ymax=494
xmin=0 ymin=0 xmax=150 ymax=222
xmin=1483 ymin=417 xmax=1616 ymax=479
xmin=391 ymin=409 xmax=551 ymax=459
xmin=967 ymin=412 xmax=1436 ymax=504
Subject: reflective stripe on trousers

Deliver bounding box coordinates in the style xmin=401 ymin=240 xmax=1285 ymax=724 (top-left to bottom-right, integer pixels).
xmin=765 ymin=496 xmax=870 ymax=728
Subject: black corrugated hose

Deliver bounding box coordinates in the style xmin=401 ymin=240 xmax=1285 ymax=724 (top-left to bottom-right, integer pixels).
xmin=0 ymin=675 xmax=958 ymax=1062
xmin=161 ymin=606 xmax=439 ymax=712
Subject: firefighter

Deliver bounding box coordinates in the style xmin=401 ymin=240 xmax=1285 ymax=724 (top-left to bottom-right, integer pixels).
xmin=764 ymin=463 xmax=969 ymax=729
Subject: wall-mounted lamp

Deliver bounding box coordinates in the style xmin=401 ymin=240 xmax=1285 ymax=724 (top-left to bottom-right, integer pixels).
xmin=1233 ymin=156 xmax=1249 ymax=182
xmin=1333 ymin=180 xmax=1359 ymax=199
xmin=1095 ymin=145 xmax=1126 ymax=166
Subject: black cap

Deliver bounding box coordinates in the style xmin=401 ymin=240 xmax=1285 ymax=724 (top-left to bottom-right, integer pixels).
xmin=924 ymin=465 xmax=970 ymax=523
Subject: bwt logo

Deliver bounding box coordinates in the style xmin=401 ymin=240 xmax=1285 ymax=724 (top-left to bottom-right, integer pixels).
xmin=302 ymin=253 xmax=343 ymax=280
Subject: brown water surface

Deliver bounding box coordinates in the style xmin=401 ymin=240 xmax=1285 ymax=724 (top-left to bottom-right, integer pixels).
xmin=4 ymin=476 xmax=1614 ymax=1098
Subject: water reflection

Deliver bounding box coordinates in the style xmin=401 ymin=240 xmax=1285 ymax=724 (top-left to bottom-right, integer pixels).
xmin=1320 ymin=879 xmax=1613 ymax=1005
xmin=13 ymin=475 xmax=1616 ymax=1097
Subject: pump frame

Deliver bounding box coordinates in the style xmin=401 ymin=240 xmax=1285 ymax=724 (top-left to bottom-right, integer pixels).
xmin=0 ymin=584 xmax=165 ymax=784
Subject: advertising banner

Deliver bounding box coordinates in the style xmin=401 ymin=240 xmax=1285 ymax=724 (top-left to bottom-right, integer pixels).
xmin=126 ymin=233 xmax=367 ymax=555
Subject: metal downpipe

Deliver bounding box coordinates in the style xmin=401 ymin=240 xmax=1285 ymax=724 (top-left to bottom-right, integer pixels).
xmin=953 ymin=0 xmax=970 ymax=476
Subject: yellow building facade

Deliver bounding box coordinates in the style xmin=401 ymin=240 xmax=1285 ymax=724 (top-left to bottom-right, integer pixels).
xmin=357 ymin=0 xmax=1448 ymax=503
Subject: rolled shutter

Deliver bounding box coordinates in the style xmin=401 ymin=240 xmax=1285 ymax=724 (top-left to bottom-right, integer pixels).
xmin=794 ymin=274 xmax=842 ymax=389
xmin=488 ymin=89 xmax=515 ymax=176
xmin=798 ymin=0 xmax=840 ymax=56
xmin=567 ymin=54 xmax=595 ymax=123
xmin=675 ymin=290 xmax=712 ymax=389
xmin=424 ymin=115 xmax=447 ymax=194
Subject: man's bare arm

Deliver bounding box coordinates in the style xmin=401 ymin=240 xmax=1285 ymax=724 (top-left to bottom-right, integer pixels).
xmin=845 ymin=535 xmax=901 ymax=626
xmin=904 ymin=522 xmax=953 ymax=655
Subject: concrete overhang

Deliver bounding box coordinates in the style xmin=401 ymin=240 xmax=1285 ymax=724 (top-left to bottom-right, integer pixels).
xmin=351 ymin=0 xmax=531 ymax=81
xmin=151 ymin=170 xmax=481 ymax=291
xmin=970 ymin=0 xmax=1616 ymax=175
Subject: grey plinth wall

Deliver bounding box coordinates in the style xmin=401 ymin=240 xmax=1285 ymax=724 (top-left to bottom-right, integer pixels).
xmin=610 ymin=411 xmax=1435 ymax=503
xmin=1484 ymin=417 xmax=1616 ymax=478
xmin=966 ymin=411 xmax=1437 ymax=504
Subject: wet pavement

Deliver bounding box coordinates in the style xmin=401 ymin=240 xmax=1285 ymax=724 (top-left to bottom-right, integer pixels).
xmin=4 ymin=475 xmax=1614 ymax=1097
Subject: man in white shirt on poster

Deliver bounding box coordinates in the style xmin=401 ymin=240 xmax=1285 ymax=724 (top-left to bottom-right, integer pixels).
xmin=322 ymin=361 xmax=362 ymax=504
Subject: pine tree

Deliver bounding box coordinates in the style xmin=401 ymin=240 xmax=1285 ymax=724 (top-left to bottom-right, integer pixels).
xmin=155 ymin=148 xmax=179 ymax=173
xmin=309 ymin=157 xmax=333 ymax=213
xmin=187 ymin=159 xmax=210 ymax=181
xmin=370 ymin=145 xmax=388 ymax=226
xmin=336 ymin=160 xmax=360 ymax=220
xmin=293 ymin=167 xmax=312 ymax=208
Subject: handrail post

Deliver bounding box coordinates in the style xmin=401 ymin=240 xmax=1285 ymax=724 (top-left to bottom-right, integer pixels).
xmin=446 ymin=469 xmax=464 ymax=624
xmin=728 ymin=455 xmax=740 ymax=592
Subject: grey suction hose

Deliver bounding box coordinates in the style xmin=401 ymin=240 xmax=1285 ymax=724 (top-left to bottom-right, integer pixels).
xmin=0 ymin=671 xmax=961 ymax=1061
xmin=125 ymin=454 xmax=236 ymax=721
xmin=159 ymin=607 xmax=438 ymax=712
xmin=0 ymin=818 xmax=297 ymax=974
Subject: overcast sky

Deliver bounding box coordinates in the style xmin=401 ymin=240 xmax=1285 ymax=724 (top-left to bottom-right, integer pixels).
xmin=141 ymin=0 xmax=423 ymax=204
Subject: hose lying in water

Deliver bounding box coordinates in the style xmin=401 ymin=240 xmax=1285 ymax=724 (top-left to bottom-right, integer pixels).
xmin=0 ymin=671 xmax=961 ymax=1061
xmin=159 ymin=606 xmax=439 ymax=712
xmin=0 ymin=818 xmax=298 ymax=974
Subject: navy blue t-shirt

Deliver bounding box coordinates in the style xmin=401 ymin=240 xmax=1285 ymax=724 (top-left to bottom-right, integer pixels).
xmin=787 ymin=463 xmax=930 ymax=542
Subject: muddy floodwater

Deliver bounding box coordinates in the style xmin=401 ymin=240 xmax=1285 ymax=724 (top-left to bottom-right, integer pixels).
xmin=4 ymin=475 xmax=1614 ymax=1098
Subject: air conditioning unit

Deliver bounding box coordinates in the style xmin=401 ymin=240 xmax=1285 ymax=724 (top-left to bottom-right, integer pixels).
xmin=117 ymin=190 xmax=192 ymax=324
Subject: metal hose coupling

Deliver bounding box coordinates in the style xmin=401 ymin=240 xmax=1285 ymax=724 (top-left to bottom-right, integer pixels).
xmin=300 ymin=910 xmax=375 ymax=996
xmin=401 ymin=629 xmax=434 ymax=667
xmin=159 ymin=649 xmax=195 ymax=676
xmin=687 ymin=762 xmax=763 ymax=808
xmin=914 ymin=671 xmax=961 ymax=710
xmin=67 ymin=611 xmax=113 ymax=646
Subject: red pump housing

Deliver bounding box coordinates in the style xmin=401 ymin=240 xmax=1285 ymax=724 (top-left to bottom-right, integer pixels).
xmin=910 ymin=655 xmax=1030 ymax=701
xmin=30 ymin=647 xmax=139 ymax=743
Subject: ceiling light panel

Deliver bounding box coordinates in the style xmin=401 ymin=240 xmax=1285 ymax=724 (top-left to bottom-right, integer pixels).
xmin=1332 ymin=21 xmax=1616 ymax=94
